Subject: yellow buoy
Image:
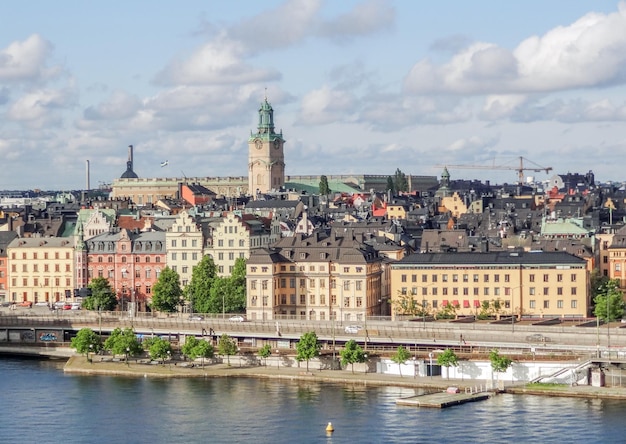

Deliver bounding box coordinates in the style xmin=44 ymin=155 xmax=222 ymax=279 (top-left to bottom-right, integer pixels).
xmin=326 ymin=422 xmax=334 ymax=433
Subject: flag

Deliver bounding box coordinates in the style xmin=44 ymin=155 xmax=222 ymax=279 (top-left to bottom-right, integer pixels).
xmin=160 ymin=160 xmax=169 ymax=167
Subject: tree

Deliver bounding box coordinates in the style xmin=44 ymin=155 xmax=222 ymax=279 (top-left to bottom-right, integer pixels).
xmin=340 ymin=339 xmax=366 ymax=374
xmin=258 ymin=344 xmax=272 ymax=366
xmin=593 ymin=279 xmax=624 ymax=322
xmin=151 ymin=267 xmax=182 ymax=312
xmin=436 ymin=302 xmax=458 ymax=320
xmin=319 ymin=175 xmax=331 ymax=196
xmin=82 ymin=277 xmax=117 ymax=311
xmin=390 ymin=346 xmax=411 ymax=377
xmin=145 ymin=337 xmax=172 ymax=365
xmin=393 ymin=291 xmax=420 ymax=318
xmin=489 ymin=349 xmax=512 ymax=383
xmin=386 ymin=176 xmax=395 ymax=193
xmin=218 ymin=333 xmax=238 ymax=366
xmin=437 ymin=349 xmax=459 ymax=379
xmin=182 ymin=336 xmax=214 ymax=368
xmin=103 ymin=327 xmax=143 ymax=365
xmin=393 ymin=168 xmax=408 ymax=193
xmin=70 ymin=328 xmax=102 ymax=359
xmin=228 ymin=257 xmax=247 ymax=312
xmin=194 ymin=340 xmax=214 ymax=368
xmin=296 ymin=331 xmax=321 ymax=372
xmin=185 ymin=255 xmax=217 ymax=313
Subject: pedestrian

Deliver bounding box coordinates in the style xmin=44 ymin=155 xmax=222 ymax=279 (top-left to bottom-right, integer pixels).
xmin=460 ymin=334 xmax=464 ymax=344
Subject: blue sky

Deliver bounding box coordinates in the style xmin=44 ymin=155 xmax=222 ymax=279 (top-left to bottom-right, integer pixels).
xmin=1 ymin=0 xmax=625 ymax=190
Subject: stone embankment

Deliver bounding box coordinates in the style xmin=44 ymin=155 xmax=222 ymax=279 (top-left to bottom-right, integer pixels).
xmin=63 ymin=356 xmax=626 ymax=400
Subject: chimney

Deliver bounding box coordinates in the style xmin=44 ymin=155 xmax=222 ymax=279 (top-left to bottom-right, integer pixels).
xmin=86 ymin=160 xmax=90 ymax=191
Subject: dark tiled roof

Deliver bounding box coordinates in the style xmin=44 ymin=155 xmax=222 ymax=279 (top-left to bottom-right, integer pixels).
xmin=395 ymin=251 xmax=586 ymax=267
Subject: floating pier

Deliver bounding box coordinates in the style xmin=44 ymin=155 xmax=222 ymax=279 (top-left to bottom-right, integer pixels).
xmin=396 ymin=391 xmax=491 ymax=408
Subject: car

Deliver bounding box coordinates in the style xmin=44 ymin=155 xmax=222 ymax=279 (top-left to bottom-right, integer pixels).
xmin=526 ymin=333 xmax=551 ymax=343
xmin=228 ymin=315 xmax=245 ymax=322
xmin=344 ymin=325 xmax=363 ymax=334
xmin=35 ymin=301 xmax=50 ymax=307
xmin=188 ymin=315 xmax=204 ymax=321
xmin=18 ymin=301 xmax=33 ymax=308
xmin=54 ymin=301 xmax=66 ymax=310
xmin=0 ymin=301 xmax=13 ymax=307
xmin=63 ymin=304 xmax=73 ymax=310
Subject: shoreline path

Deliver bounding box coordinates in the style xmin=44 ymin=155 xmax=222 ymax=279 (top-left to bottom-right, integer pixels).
xmin=64 ymin=356 xmax=626 ymax=400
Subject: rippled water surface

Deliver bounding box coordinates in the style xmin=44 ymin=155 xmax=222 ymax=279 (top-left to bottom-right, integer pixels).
xmin=1 ymin=357 xmax=625 ymax=443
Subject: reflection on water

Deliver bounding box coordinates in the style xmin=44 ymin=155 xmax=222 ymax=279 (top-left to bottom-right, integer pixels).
xmin=1 ymin=357 xmax=626 ymax=443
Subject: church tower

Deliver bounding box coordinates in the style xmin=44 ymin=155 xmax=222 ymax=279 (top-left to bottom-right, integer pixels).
xmin=248 ymin=98 xmax=285 ymax=196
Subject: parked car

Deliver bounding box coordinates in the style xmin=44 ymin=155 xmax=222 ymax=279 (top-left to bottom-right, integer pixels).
xmin=188 ymin=315 xmax=204 ymax=321
xmin=18 ymin=301 xmax=33 ymax=308
xmin=35 ymin=301 xmax=50 ymax=307
xmin=526 ymin=333 xmax=551 ymax=343
xmin=0 ymin=301 xmax=13 ymax=307
xmin=228 ymin=315 xmax=245 ymax=322
xmin=63 ymin=304 xmax=73 ymax=310
xmin=344 ymin=325 xmax=363 ymax=334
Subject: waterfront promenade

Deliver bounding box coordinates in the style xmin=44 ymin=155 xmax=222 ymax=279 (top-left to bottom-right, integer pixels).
xmin=63 ymin=355 xmax=626 ymax=401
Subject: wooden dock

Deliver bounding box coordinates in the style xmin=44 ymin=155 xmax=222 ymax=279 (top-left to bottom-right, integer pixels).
xmin=396 ymin=391 xmax=491 ymax=408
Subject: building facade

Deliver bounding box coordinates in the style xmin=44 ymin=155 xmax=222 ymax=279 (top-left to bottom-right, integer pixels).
xmin=246 ymin=232 xmax=384 ymax=321
xmin=390 ymin=251 xmax=588 ymax=320
xmin=86 ymin=229 xmax=166 ymax=312
xmin=166 ymin=210 xmax=205 ymax=287
xmin=7 ymin=237 xmax=76 ymax=304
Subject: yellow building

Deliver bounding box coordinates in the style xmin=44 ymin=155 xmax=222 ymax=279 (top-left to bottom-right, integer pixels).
xmin=440 ymin=192 xmax=468 ymax=218
xmin=166 ymin=210 xmax=205 ymax=287
xmin=206 ymin=212 xmax=281 ymax=277
xmin=390 ymin=251 xmax=588 ymax=320
xmin=246 ymin=232 xmax=385 ymax=321
xmin=7 ymin=237 xmax=76 ymax=304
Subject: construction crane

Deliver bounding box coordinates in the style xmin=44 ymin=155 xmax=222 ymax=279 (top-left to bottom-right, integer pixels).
xmin=435 ymin=156 xmax=552 ymax=185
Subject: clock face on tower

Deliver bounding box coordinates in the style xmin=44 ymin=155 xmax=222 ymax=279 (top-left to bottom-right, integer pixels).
xmin=255 ymin=139 xmax=262 ymax=149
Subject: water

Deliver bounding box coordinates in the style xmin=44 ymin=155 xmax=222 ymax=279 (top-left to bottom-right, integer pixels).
xmin=1 ymin=357 xmax=626 ymax=444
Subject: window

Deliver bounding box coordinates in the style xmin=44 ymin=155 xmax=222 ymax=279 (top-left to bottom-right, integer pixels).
xmin=442 ymin=275 xmax=448 ymax=282
xmin=432 ymin=275 xmax=437 ymax=283
xmin=543 ymin=300 xmax=549 ymax=309
xmin=300 ymin=295 xmax=306 ymax=304
xmin=557 ymin=274 xmax=563 ymax=282
xmin=473 ymin=274 xmax=479 ymax=283
xmin=290 ymin=278 xmax=296 ymax=288
xmin=504 ymin=274 xmax=510 ymax=283
xmin=344 ymin=297 xmax=350 ymax=308
xmin=331 ymin=295 xmax=336 ymax=305
xmin=401 ymin=274 xmax=407 ymax=283
xmin=529 ymin=274 xmax=535 ymax=282
xmin=543 ymin=274 xmax=549 ymax=282
xmin=571 ymin=287 xmax=577 ymax=296
xmin=529 ymin=287 xmax=535 ymax=295
xmin=494 ymin=275 xmax=499 ymax=283
xmin=529 ymin=300 xmax=536 ymax=309
xmin=452 ymin=274 xmax=458 ymax=283
xmin=571 ymin=274 xmax=577 ymax=282
xmin=557 ymin=300 xmax=563 ymax=308
xmin=463 ymin=274 xmax=468 ymax=283
xmin=484 ymin=274 xmax=489 ymax=283
xmin=543 ymin=287 xmax=549 ymax=296
xmin=571 ymin=300 xmax=577 ymax=309
xmin=557 ymin=287 xmax=563 ymax=296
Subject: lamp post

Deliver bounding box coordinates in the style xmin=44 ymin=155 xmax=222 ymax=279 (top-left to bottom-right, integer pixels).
xmin=89 ymin=344 xmax=93 ymax=364
xmin=222 ymin=293 xmax=225 ymax=319
xmin=428 ymin=352 xmax=433 ymax=379
xmin=422 ymin=298 xmax=427 ymax=330
xmin=607 ymin=292 xmax=611 ymax=360
xmin=125 ymin=346 xmax=130 ymax=367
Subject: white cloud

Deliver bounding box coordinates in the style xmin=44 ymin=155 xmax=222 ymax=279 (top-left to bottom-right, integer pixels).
xmin=83 ymin=91 xmax=142 ymax=121
xmin=7 ymin=88 xmax=76 ymax=127
xmin=0 ymin=34 xmax=61 ymax=83
xmin=404 ymin=3 xmax=626 ymax=95
xmin=296 ymin=86 xmax=358 ymax=125
xmin=316 ymin=0 xmax=395 ymax=41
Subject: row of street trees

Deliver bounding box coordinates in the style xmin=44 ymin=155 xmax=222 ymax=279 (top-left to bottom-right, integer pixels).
xmin=73 ymin=327 xmax=515 ymax=378
xmin=71 ymin=327 xmax=241 ymax=366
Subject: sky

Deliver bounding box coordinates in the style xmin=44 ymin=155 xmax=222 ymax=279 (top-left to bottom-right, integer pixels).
xmin=1 ymin=0 xmax=626 ymax=190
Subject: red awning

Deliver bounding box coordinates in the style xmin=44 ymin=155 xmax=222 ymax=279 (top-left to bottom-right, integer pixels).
xmin=452 ymin=300 xmax=459 ymax=307
xmin=463 ymin=300 xmax=470 ymax=308
xmin=442 ymin=300 xmax=449 ymax=306
xmin=473 ymin=299 xmax=481 ymax=307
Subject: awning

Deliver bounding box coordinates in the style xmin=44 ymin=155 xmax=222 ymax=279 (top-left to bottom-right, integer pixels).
xmin=473 ymin=299 xmax=481 ymax=308
xmin=463 ymin=300 xmax=470 ymax=308
xmin=442 ymin=299 xmax=449 ymax=306
xmin=452 ymin=300 xmax=459 ymax=307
